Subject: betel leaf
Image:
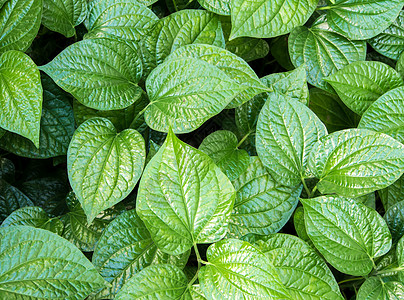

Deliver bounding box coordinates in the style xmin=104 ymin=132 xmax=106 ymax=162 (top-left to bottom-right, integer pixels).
xmin=384 ymin=201 xmax=404 ymax=244
xmin=141 ymin=10 xmax=225 ymax=76
xmin=67 ymin=117 xmax=145 ymax=223
xmin=301 ymin=196 xmax=392 ymax=276
xmin=397 ymin=52 xmax=404 ymax=79
xmin=85 ymin=0 xmax=158 ymax=42
xmin=0 ymin=180 xmax=34 ymax=222
xmin=309 ymin=88 xmax=360 ymax=133
xmin=0 ymin=0 xmax=42 ymax=54
xmin=0 ymin=74 xmax=74 ymax=158
xmin=199 ymin=130 xmax=249 ymax=181
xmin=254 ymin=234 xmax=344 ymax=300
xmin=92 ymin=209 xmax=190 ymax=299
xmin=230 ymin=0 xmax=318 ymax=39
xmin=235 ymin=94 xmax=265 ymax=140
xmin=289 ymin=21 xmax=366 ymax=92
xmin=198 ymin=0 xmax=230 ymax=15
xmin=0 ymin=50 xmax=42 ymax=147
xmin=39 ymin=38 xmax=143 ymax=111
xmin=325 ymin=61 xmax=404 ymax=115
xmin=165 ymin=44 xmax=269 ymax=108
xmin=144 ymin=57 xmax=245 ymax=133
xmin=136 ymin=129 xmax=235 ymax=255
xmin=293 ymin=206 xmax=315 ymax=248
xmin=326 ymin=0 xmax=404 ymax=40
xmin=42 ymin=0 xmax=87 ymax=38
xmin=115 ymin=264 xmax=189 ymax=300
xmin=256 ymin=93 xmax=327 ymax=186
xmin=357 ymin=276 xmax=404 ymax=300
xmin=198 ymin=239 xmax=289 ymax=299
xmin=0 ymin=206 xmax=63 ymax=235
xmin=0 ymin=226 xmax=105 ymax=299
xmin=369 ymin=11 xmax=404 ymax=60
xmin=0 ymin=158 xmax=15 ymax=183
xmin=379 ymin=175 xmax=404 ymax=210
xmin=228 ymin=156 xmax=303 ymax=238
xmin=308 ymin=129 xmax=404 ymax=197
xmin=358 ymin=86 xmax=404 ymax=144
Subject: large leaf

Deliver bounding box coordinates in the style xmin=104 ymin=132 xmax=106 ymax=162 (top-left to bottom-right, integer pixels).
xmin=0 ymin=180 xmax=34 ymax=222
xmin=198 ymin=239 xmax=289 ymax=299
xmin=144 ymin=57 xmax=244 ymax=133
xmin=115 ymin=264 xmax=189 ymax=300
xmin=228 ymin=157 xmax=303 ymax=238
xmin=230 ymin=0 xmax=318 ymax=39
xmin=197 ymin=0 xmax=230 ymax=15
xmin=289 ymin=21 xmax=366 ymax=91
xmin=136 ymin=129 xmax=235 ymax=255
xmin=199 ymin=130 xmax=249 ymax=181
xmin=0 ymin=74 xmax=74 ymax=158
xmin=0 ymin=50 xmax=42 ymax=147
xmin=0 ymin=226 xmax=105 ymax=299
xmin=308 ymin=129 xmax=404 ymax=197
xmin=309 ymin=88 xmax=360 ymax=133
xmin=379 ymin=175 xmax=404 ymax=210
xmin=91 ymin=209 xmax=190 ymax=299
xmin=0 ymin=0 xmax=42 ymax=54
xmin=68 ymin=117 xmax=145 ymax=223
xmin=358 ymin=86 xmax=404 ymax=144
xmin=141 ymin=10 xmax=225 ymax=76
xmin=397 ymin=52 xmax=404 ymax=79
xmin=384 ymin=201 xmax=404 ymax=244
xmin=326 ymin=0 xmax=404 ymax=40
xmin=85 ymin=0 xmax=158 ymax=42
xmin=357 ymin=277 xmax=404 ymax=300
xmin=256 ymin=93 xmax=327 ymax=186
xmin=254 ymin=234 xmax=344 ymax=300
xmin=42 ymin=0 xmax=87 ymax=38
xmin=368 ymin=11 xmax=404 ymax=60
xmin=301 ymin=196 xmax=392 ymax=276
xmin=325 ymin=61 xmax=404 ymax=115
xmin=39 ymin=38 xmax=143 ymax=110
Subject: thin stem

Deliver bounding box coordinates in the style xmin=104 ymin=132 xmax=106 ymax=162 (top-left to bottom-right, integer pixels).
xmin=188 ymin=244 xmax=203 ymax=288
xmin=316 ymin=5 xmax=332 ymax=10
xmin=337 ymin=277 xmax=364 ymax=285
xmin=301 ymin=178 xmax=311 ymax=198
xmin=236 ymin=132 xmax=251 ymax=148
xmin=309 ymin=185 xmax=318 ymax=198
xmin=130 ymin=102 xmax=151 ymax=128
xmin=376 ymin=267 xmax=404 ymax=276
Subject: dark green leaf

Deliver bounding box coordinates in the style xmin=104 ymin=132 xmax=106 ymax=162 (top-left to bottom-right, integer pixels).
xmin=379 ymin=175 xmax=404 ymax=210
xmin=384 ymin=201 xmax=404 ymax=244
xmin=0 ymin=180 xmax=34 ymax=222
xmin=357 ymin=277 xmax=404 ymax=300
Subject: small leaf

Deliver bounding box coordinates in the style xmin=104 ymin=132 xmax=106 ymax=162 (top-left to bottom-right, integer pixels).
xmin=301 ymin=196 xmax=392 ymax=276
xmin=293 ymin=206 xmax=315 ymax=248
xmin=39 ymin=38 xmax=143 ymax=110
xmin=235 ymin=94 xmax=265 ymax=139
xmin=359 ymin=86 xmax=404 ymax=143
xmin=357 ymin=277 xmax=404 ymax=300
xmin=228 ymin=157 xmax=303 ymax=238
xmin=384 ymin=201 xmax=404 ymax=244
xmin=379 ymin=175 xmax=404 ymax=210
xmin=0 ymin=158 xmax=15 ymax=183
xmin=397 ymin=52 xmax=404 ymax=79
xmin=325 ymin=61 xmax=404 ymax=115
xmin=0 ymin=0 xmax=42 ymax=53
xmin=0 ymin=180 xmax=34 ymax=222
xmin=256 ymin=93 xmax=327 ymax=186
xmin=136 ymin=129 xmax=235 ymax=255
xmin=0 ymin=50 xmax=42 ymax=147
xmin=308 ymin=129 xmax=404 ymax=197
xmin=198 ymin=239 xmax=289 ymax=299
xmin=68 ymin=118 xmax=145 ymax=223
xmin=42 ymin=0 xmax=87 ymax=37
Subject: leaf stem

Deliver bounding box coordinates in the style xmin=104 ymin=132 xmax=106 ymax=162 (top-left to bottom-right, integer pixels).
xmin=236 ymin=132 xmax=251 ymax=148
xmin=309 ymin=185 xmax=318 ymax=198
xmin=376 ymin=266 xmax=404 ymax=276
xmin=188 ymin=244 xmax=203 ymax=288
xmin=316 ymin=5 xmax=332 ymax=11
xmin=301 ymin=178 xmax=311 ymax=197
xmin=130 ymin=102 xmax=151 ymax=127
xmin=337 ymin=277 xmax=364 ymax=285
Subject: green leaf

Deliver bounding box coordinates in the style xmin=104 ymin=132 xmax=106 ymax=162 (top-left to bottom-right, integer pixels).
xmin=379 ymin=175 xmax=404 ymax=210
xmin=0 ymin=74 xmax=74 ymax=158
xmin=355 ymin=193 xmax=376 ymax=209
xmin=357 ymin=277 xmax=404 ymax=300
xmin=0 ymin=50 xmax=42 ymax=147
xmin=197 ymin=0 xmax=230 ymax=15
xmin=199 ymin=130 xmax=249 ymax=181
xmin=0 ymin=226 xmax=105 ymax=299
xmin=256 ymin=93 xmax=327 ymax=186
xmin=198 ymin=239 xmax=289 ymax=299
xmin=325 ymin=61 xmax=404 ymax=115
xmin=301 ymin=196 xmax=392 ymax=276
xmin=115 ymin=264 xmax=189 ymax=300
xmin=0 ymin=180 xmax=34 ymax=222
xmin=42 ymin=0 xmax=87 ymax=38
xmin=293 ymin=206 xmax=315 ymax=248
xmin=397 ymin=52 xmax=404 ymax=79
xmin=0 ymin=206 xmax=63 ymax=235
xmin=0 ymin=158 xmax=15 ymax=183
xmin=289 ymin=21 xmax=366 ymax=91
xmin=144 ymin=57 xmax=245 ymax=134
xmin=384 ymin=201 xmax=404 ymax=244
xmin=228 ymin=156 xmax=303 ymax=238
xmin=39 ymin=38 xmax=143 ymax=111
xmin=68 ymin=117 xmax=145 ymax=223
xmin=368 ymin=11 xmax=404 ymax=60
xmin=92 ymin=209 xmax=190 ymax=299
xmin=326 ymin=0 xmax=404 ymax=40
xmin=308 ymin=88 xmax=360 ymax=133
xmin=308 ymin=129 xmax=404 ymax=197
xmin=230 ymin=0 xmax=318 ymax=39
xmin=165 ymin=44 xmax=268 ymax=108
xmin=0 ymin=0 xmax=42 ymax=54
xmin=141 ymin=10 xmax=225 ymax=77
xmin=235 ymin=94 xmax=265 ymax=140
xmin=85 ymin=0 xmax=158 ymax=42
xmin=254 ymin=234 xmax=344 ymax=300
xmin=358 ymin=86 xmax=404 ymax=143
xmin=136 ymin=129 xmax=235 ymax=255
